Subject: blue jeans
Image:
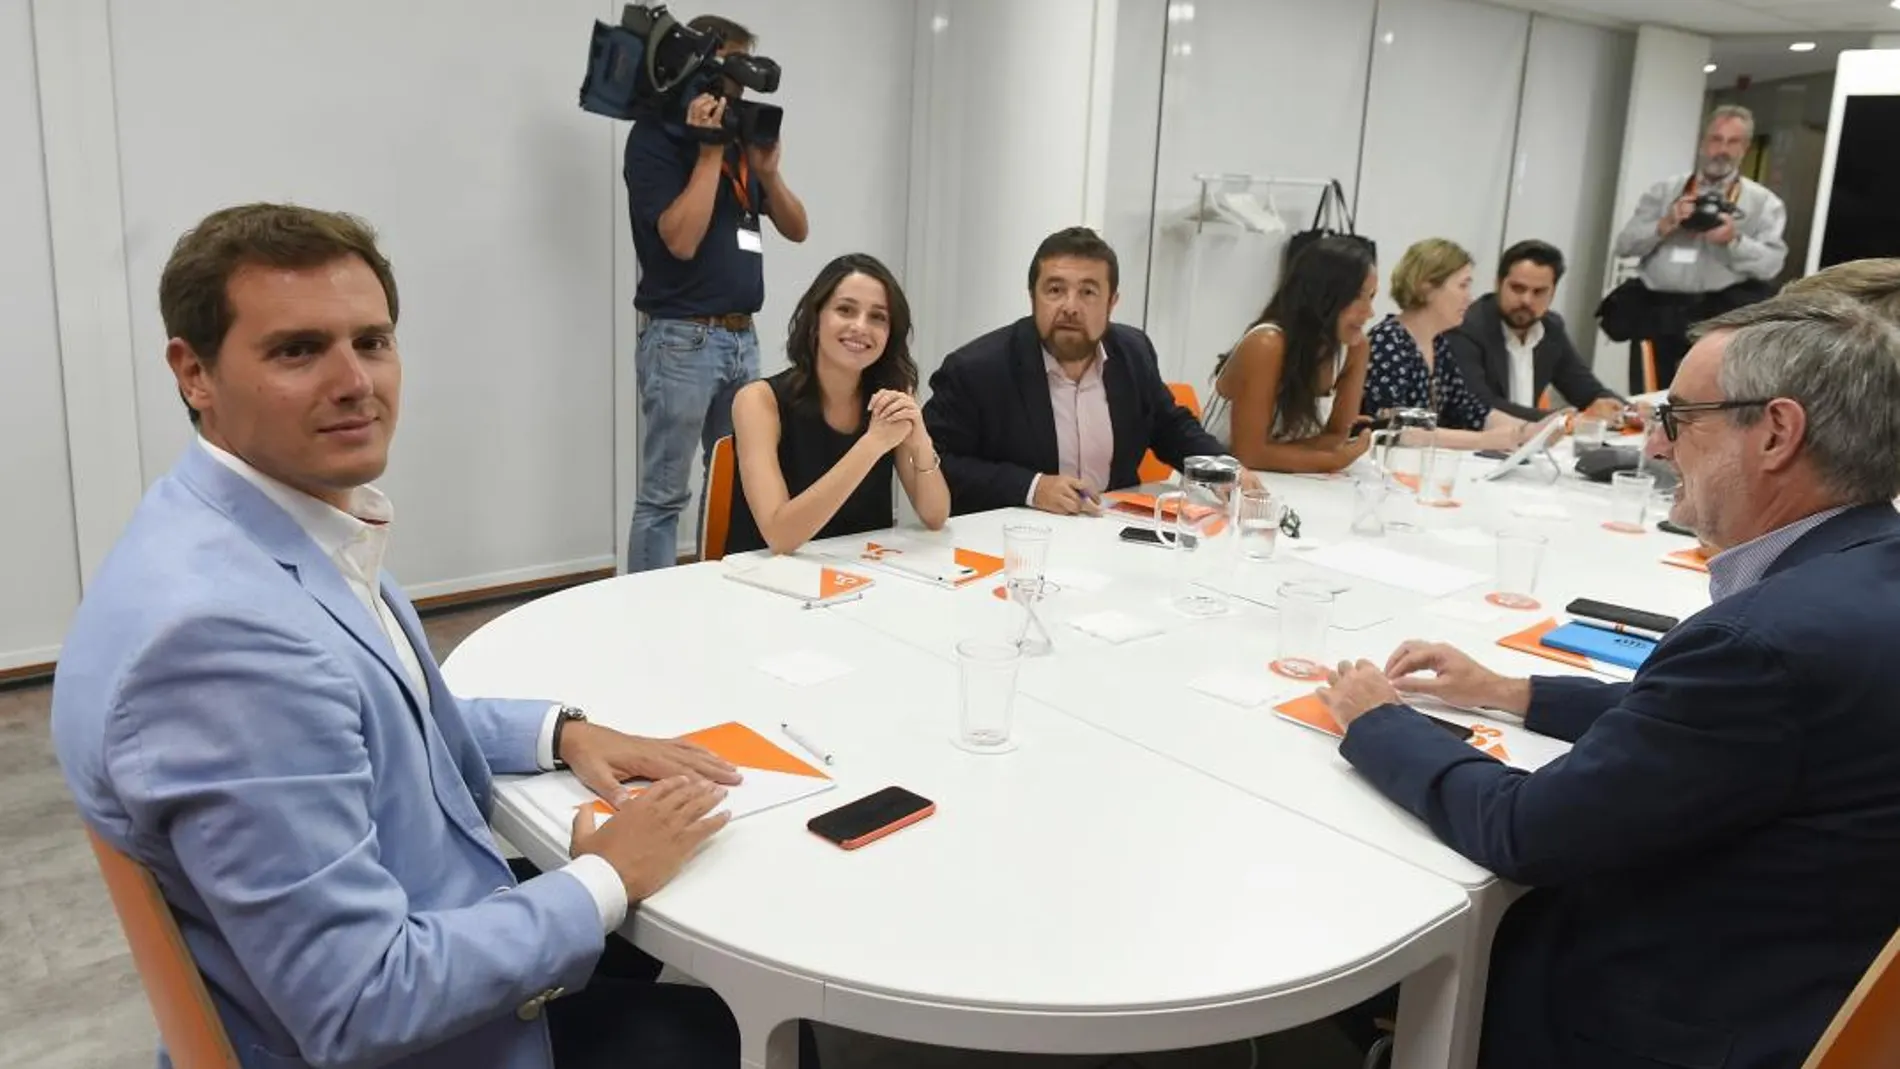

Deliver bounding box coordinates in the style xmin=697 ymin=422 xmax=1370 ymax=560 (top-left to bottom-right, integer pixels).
xmin=627 ymin=318 xmax=759 ymax=572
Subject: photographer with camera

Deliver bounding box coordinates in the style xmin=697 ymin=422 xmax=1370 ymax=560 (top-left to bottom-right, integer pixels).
xmin=622 ymin=13 xmax=808 ymax=572
xmin=1607 ymin=105 xmax=1787 ymax=391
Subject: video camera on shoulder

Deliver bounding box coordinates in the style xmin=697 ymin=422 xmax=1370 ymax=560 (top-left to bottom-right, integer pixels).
xmin=578 ymin=4 xmax=783 ymax=147
xmin=1680 ymin=190 xmax=1744 ymax=233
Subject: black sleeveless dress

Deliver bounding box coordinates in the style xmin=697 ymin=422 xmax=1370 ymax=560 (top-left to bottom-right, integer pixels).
xmin=725 ymin=370 xmax=896 ymax=554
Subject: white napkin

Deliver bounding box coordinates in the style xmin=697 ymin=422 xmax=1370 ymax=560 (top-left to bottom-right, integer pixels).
xmin=1428 ymin=527 xmax=1494 ymax=549
xmin=754 ymin=651 xmax=854 ymax=687
xmin=1068 ymin=610 xmax=1164 ymax=645
xmin=1189 ymin=671 xmax=1285 ymax=708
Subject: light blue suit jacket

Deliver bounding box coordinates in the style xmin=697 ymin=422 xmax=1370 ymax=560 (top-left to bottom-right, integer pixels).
xmin=52 ymin=445 xmax=606 ymax=1069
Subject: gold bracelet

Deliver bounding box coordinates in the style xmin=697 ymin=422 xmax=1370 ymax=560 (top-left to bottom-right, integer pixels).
xmin=912 ymin=449 xmax=942 ymax=475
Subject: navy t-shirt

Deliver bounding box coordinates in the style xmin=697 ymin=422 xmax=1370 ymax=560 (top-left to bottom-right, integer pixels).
xmin=623 ymin=118 xmax=767 ymax=319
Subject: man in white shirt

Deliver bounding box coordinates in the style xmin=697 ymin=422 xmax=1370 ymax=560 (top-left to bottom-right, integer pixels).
xmin=51 ymin=203 xmax=781 ymax=1069
xmin=1611 ymin=104 xmax=1788 ymax=389
xmin=1446 ymin=239 xmax=1624 ymax=423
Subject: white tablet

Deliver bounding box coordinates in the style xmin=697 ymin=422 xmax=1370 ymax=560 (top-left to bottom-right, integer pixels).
xmin=1479 ymin=415 xmax=1565 ymax=482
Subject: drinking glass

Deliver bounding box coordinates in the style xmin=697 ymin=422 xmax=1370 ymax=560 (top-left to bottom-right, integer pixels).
xmin=956 ymin=639 xmax=1022 ymax=753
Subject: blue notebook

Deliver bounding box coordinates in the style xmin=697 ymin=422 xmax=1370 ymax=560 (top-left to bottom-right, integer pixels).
xmin=1539 ymin=621 xmax=1657 ymax=670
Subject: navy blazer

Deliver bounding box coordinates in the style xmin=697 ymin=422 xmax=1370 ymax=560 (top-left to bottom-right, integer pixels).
xmin=1342 ymin=504 xmax=1900 ymax=1069
xmin=922 ymin=317 xmax=1225 ymax=514
xmin=1445 ymin=295 xmax=1620 ymax=422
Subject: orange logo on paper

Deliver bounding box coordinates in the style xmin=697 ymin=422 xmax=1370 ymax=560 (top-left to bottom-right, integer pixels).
xmin=819 ymin=568 xmax=871 ymax=599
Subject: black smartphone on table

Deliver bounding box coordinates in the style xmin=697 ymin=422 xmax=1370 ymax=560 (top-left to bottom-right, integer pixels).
xmin=1564 ymin=597 xmax=1679 ymax=637
xmin=1423 ymin=714 xmax=1475 ymax=741
xmin=1118 ymin=526 xmax=1194 ymax=549
xmin=808 ymin=787 xmax=936 ymax=850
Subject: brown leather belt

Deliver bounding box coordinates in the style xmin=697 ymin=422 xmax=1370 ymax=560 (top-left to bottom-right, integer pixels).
xmin=683 ymin=313 xmax=754 ymax=331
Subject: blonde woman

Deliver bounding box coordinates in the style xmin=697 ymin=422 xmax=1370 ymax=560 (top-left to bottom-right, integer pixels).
xmin=1361 ymin=238 xmax=1551 ymax=451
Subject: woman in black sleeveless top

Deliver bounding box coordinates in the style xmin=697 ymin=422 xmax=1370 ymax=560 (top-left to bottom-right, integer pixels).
xmin=726 ymin=253 xmax=949 ymax=554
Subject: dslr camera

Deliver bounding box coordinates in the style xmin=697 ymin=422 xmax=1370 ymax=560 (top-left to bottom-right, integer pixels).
xmin=1679 ymin=190 xmax=1743 ymax=234
xmin=578 ymin=4 xmax=783 ymax=146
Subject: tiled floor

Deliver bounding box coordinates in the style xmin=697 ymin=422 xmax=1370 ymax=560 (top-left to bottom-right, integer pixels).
xmin=0 ymin=595 xmax=1363 ymax=1069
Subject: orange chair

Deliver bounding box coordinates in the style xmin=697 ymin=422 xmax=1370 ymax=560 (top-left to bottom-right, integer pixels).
xmin=1802 ymin=927 xmax=1900 ymax=1069
xmin=699 ymin=435 xmax=737 ymax=562
xmin=1137 ymin=383 xmax=1203 ymax=484
xmin=1640 ymin=339 xmax=1661 ymax=394
xmin=87 ymin=826 xmax=238 ymax=1069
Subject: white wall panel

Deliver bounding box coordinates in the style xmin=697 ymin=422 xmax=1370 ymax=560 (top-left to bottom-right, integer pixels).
xmin=1 ymin=0 xmax=82 ymax=669
xmin=1101 ymin=0 xmax=1167 ymax=328
xmin=906 ymin=0 xmax=1108 ymax=385
xmin=1356 ymin=0 xmax=1530 ymax=316
xmin=110 ymin=0 xmax=624 ymax=592
xmin=1504 ymin=16 xmax=1634 ymax=348
xmin=1142 ymin=0 xmax=1378 ymax=389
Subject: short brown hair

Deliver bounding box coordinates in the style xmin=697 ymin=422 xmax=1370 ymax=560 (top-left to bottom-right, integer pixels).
xmin=1028 ymin=226 xmax=1120 ymax=294
xmin=688 ymin=14 xmax=754 ymax=49
xmin=160 ymin=203 xmax=398 ymax=422
xmin=1390 ymin=238 xmax=1473 ymax=311
xmin=1782 ymin=259 xmax=1900 ymax=325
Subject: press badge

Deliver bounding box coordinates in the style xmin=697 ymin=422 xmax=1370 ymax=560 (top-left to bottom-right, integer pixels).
xmin=737 ymin=226 xmax=763 ymax=254
xmin=1668 ymin=246 xmax=1700 ymax=265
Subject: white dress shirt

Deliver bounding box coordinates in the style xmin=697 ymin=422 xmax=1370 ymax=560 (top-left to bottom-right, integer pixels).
xmin=1505 ymin=320 xmax=1545 ymax=409
xmin=198 ymin=438 xmax=627 ymax=932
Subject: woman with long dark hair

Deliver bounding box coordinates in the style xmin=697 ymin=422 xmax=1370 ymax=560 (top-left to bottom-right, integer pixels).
xmin=726 ymin=253 xmax=949 ymax=554
xmin=1203 ymin=236 xmax=1379 ymax=472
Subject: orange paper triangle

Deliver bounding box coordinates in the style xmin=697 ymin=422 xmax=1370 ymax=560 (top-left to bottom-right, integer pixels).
xmin=952 ymin=547 xmax=1004 ymax=584
xmin=681 ymin=721 xmax=826 ymax=778
xmin=1273 ymin=692 xmax=1344 ymax=738
xmin=1662 ymin=547 xmax=1710 ymax=573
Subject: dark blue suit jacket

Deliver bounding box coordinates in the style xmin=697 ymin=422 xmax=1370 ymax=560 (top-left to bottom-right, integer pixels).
xmin=1343 ymin=504 xmax=1900 ymax=1069
xmin=922 ymin=318 xmax=1224 ymax=515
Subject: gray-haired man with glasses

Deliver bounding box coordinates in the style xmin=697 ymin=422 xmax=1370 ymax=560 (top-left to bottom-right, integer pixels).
xmin=1312 ymin=291 xmax=1900 ymax=1069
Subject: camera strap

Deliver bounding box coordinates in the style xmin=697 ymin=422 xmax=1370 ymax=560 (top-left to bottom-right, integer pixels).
xmin=722 ymin=153 xmax=754 ymax=221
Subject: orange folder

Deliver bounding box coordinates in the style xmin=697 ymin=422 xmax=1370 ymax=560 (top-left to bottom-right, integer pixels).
xmin=1497 ymin=617 xmax=1600 ymax=672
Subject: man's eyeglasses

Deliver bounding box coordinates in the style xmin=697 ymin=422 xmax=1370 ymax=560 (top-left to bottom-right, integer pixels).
xmin=1651 ymin=398 xmax=1773 ymax=442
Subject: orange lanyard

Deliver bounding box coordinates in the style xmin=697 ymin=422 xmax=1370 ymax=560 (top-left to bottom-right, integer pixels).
xmin=722 ymin=153 xmax=752 ymax=216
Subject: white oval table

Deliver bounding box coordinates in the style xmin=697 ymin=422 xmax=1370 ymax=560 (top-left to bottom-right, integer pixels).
xmin=778 ymin=436 xmax=1713 ymax=1068
xmin=442 ymin=564 xmax=1473 ymax=1069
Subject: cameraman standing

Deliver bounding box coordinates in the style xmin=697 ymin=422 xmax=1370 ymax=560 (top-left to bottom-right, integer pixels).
xmin=624 ymin=15 xmax=808 ymax=572
xmin=1610 ymin=105 xmax=1786 ymax=390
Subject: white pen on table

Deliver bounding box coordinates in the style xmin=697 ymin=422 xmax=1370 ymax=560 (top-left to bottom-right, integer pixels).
xmin=780 ymin=721 xmax=835 ymax=765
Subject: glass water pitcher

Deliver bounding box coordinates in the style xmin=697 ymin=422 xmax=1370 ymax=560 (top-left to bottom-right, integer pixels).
xmin=1154 ymin=455 xmax=1243 ymax=616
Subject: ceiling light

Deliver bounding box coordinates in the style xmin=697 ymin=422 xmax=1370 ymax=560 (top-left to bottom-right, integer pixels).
xmin=1704 ymin=63 xmax=1718 ymax=73
xmin=1789 ymin=41 xmax=1818 ymax=53
xmin=1891 ymin=0 xmax=1899 ymax=10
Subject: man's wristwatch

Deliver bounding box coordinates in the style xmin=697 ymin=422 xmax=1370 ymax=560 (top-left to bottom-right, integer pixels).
xmin=550 ymin=705 xmax=587 ymax=770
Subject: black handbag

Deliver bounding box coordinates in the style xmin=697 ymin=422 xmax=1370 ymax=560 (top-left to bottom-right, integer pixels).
xmin=1285 ymin=179 xmax=1375 ymax=270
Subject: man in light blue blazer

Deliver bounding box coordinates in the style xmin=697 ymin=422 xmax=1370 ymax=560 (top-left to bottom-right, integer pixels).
xmin=52 ymin=204 xmax=757 ymax=1069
